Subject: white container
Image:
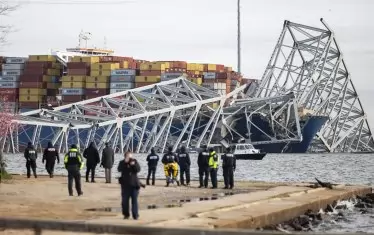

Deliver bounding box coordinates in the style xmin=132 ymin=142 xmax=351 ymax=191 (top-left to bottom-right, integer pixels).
xmin=203 ymin=72 xmax=216 ymax=79
xmin=161 ymin=72 xmax=183 ymax=80
xmin=202 ymin=83 xmax=214 ymax=90
xmin=2 ymin=63 xmax=24 ymax=70
xmin=110 ymin=82 xmax=134 ymax=89
xmin=111 ymin=69 xmax=136 ymax=76
xmin=5 ymin=57 xmax=28 ymax=64
xmin=60 ymin=88 xmax=85 ymax=95
xmin=109 ymin=89 xmax=129 ymax=94
xmin=2 ymin=70 xmax=22 ymax=76
xmin=110 ymin=75 xmax=135 ymax=83
xmin=0 ymin=76 xmax=19 ymax=82
xmin=0 ymin=82 xmax=19 ymax=88
xmin=213 ymin=82 xmax=226 ymax=90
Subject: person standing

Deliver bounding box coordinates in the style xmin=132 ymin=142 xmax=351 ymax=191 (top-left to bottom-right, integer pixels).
xmin=178 ymin=146 xmax=191 ymax=186
xmin=146 ymin=148 xmax=159 ymax=186
xmin=24 ymin=142 xmax=38 ymax=178
xmin=42 ymin=142 xmax=60 ymax=178
xmin=221 ymin=147 xmax=236 ymax=189
xmin=118 ymin=151 xmax=141 ymax=220
xmin=161 ymin=146 xmax=180 ymax=187
xmin=208 ymin=147 xmax=219 ymax=189
xmin=83 ymin=142 xmax=100 ymax=183
xmin=101 ymin=142 xmax=115 ymax=183
xmin=197 ymin=145 xmax=210 ymax=188
xmin=64 ymin=144 xmax=84 ymax=196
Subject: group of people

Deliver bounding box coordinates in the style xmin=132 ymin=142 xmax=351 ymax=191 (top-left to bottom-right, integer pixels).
xmin=145 ymin=145 xmax=237 ymax=190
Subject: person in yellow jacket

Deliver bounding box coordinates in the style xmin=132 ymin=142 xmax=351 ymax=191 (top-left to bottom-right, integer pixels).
xmin=208 ymin=147 xmax=219 ymax=189
xmin=161 ymin=146 xmax=180 ymax=187
xmin=64 ymin=144 xmax=84 ymax=196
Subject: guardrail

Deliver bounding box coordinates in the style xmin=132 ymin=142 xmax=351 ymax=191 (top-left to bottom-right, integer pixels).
xmin=0 ymin=217 xmax=371 ymax=235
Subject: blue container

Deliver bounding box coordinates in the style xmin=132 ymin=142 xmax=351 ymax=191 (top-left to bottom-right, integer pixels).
xmin=203 ymin=72 xmax=216 ymax=79
xmin=60 ymin=88 xmax=85 ymax=95
xmin=2 ymin=70 xmax=22 ymax=76
xmin=0 ymin=75 xmax=19 ymax=82
xmin=161 ymin=72 xmax=183 ymax=81
xmin=110 ymin=75 xmax=135 ymax=83
xmin=0 ymin=81 xmax=19 ymax=88
xmin=111 ymin=69 xmax=136 ymax=76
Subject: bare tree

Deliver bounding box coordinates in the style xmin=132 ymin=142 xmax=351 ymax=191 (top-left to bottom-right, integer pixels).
xmin=0 ymin=1 xmax=18 ymax=48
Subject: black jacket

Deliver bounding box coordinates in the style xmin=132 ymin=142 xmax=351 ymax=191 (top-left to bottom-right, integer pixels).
xmin=222 ymin=153 xmax=236 ymax=169
xmin=24 ymin=145 xmax=37 ymax=162
xmin=101 ymin=146 xmax=115 ymax=168
xmin=178 ymin=151 xmax=191 ymax=168
xmin=162 ymin=152 xmax=178 ymax=164
xmin=43 ymin=142 xmax=60 ymax=163
xmin=197 ymin=150 xmax=209 ymax=168
xmin=117 ymin=159 xmax=141 ymax=188
xmin=146 ymin=150 xmax=159 ymax=168
xmin=83 ymin=143 xmax=100 ymax=166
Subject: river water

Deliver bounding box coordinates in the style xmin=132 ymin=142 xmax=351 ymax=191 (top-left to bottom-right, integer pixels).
xmin=3 ymin=153 xmax=374 ymax=232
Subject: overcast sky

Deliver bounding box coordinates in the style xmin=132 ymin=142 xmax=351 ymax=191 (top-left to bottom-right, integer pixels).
xmin=1 ymin=0 xmax=374 ymax=125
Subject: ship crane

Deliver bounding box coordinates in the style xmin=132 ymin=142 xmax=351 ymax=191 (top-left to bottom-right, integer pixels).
xmin=79 ymin=30 xmax=92 ymax=48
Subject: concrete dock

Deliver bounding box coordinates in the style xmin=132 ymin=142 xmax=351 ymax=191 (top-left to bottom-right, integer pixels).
xmin=0 ymin=175 xmax=372 ymax=234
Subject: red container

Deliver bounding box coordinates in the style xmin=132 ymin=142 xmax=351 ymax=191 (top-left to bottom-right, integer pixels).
xmin=19 ymin=82 xmax=46 ymax=89
xmin=135 ymin=82 xmax=154 ymax=88
xmin=67 ymin=68 xmax=89 ymax=76
xmin=20 ymin=74 xmax=44 ymax=82
xmin=62 ymin=95 xmax=85 ymax=102
xmin=100 ymin=56 xmax=134 ymax=63
xmin=216 ymin=64 xmax=225 ymax=71
xmin=24 ymin=67 xmax=47 ymax=75
xmin=67 ymin=62 xmax=90 ymax=69
xmin=186 ymin=71 xmax=203 ymax=76
xmin=0 ymin=88 xmax=18 ymax=95
xmin=125 ymin=61 xmax=137 ymax=70
xmin=188 ymin=74 xmax=202 ymax=79
xmin=85 ymin=88 xmax=109 ymax=96
xmin=1 ymin=93 xmax=18 ymax=102
xmin=25 ymin=61 xmax=53 ymax=69
xmin=170 ymin=61 xmax=187 ymax=69
xmin=139 ymin=70 xmax=162 ymax=76
xmin=215 ymin=72 xmax=228 ymax=79
xmin=165 ymin=68 xmax=187 ymax=73
xmin=19 ymin=102 xmax=40 ymax=109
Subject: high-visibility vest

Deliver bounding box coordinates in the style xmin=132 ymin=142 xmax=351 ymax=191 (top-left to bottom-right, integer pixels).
xmin=208 ymin=151 xmax=218 ymax=169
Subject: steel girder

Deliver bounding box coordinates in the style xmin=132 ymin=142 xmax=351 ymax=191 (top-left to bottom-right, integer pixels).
xmin=255 ymin=19 xmax=374 ymax=153
xmin=7 ymin=78 xmax=234 ymax=153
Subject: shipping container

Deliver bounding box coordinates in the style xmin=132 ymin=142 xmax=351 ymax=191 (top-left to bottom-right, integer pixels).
xmin=100 ymin=56 xmax=134 ymax=63
xmin=60 ymin=88 xmax=85 ymax=96
xmin=67 ymin=68 xmax=89 ymax=76
xmin=170 ymin=61 xmax=187 ymax=69
xmin=25 ymin=61 xmax=53 ymax=69
xmin=0 ymin=75 xmax=19 ymax=82
xmin=135 ymin=82 xmax=155 ymax=88
xmin=62 ymin=95 xmax=85 ymax=102
xmin=85 ymin=82 xmax=109 ymax=89
xmin=85 ymin=88 xmax=109 ymax=96
xmin=19 ymin=81 xmax=46 ymax=89
xmin=187 ymin=77 xmax=203 ymax=85
xmin=139 ymin=70 xmax=162 ymax=76
xmin=161 ymin=72 xmax=184 ymax=81
xmin=20 ymin=88 xmax=46 ymax=96
xmin=165 ymin=68 xmax=186 ymax=73
xmin=2 ymin=70 xmax=22 ymax=76
xmin=203 ymin=72 xmax=216 ymax=79
xmin=139 ymin=62 xmax=170 ymax=71
xmin=187 ymin=63 xmax=204 ymax=72
xmin=111 ymin=69 xmax=136 ymax=76
xmin=0 ymin=93 xmax=18 ymax=102
xmin=61 ymin=76 xmax=86 ymax=82
xmin=86 ymin=76 xmax=110 ymax=83
xmin=90 ymin=70 xmax=111 ymax=77
xmin=135 ymin=76 xmax=161 ymax=83
xmin=61 ymin=81 xmax=85 ymax=88
xmin=91 ymin=63 xmax=119 ymax=71
xmin=0 ymin=82 xmax=18 ymax=88
xmin=5 ymin=57 xmax=27 ymax=64
xmin=120 ymin=61 xmax=137 ymax=69
xmin=0 ymin=88 xmax=18 ymax=95
xmin=215 ymin=72 xmax=228 ymax=79
xmin=46 ymin=83 xmax=60 ymax=89
xmin=2 ymin=63 xmax=24 ymax=70
xmin=19 ymin=74 xmax=54 ymax=83
xmin=110 ymin=82 xmax=134 ymax=89
xmin=71 ymin=56 xmax=100 ymax=64
xmin=19 ymin=95 xmax=44 ymax=102
xmin=19 ymin=102 xmax=40 ymax=109
xmin=110 ymin=75 xmax=135 ymax=83
xmin=29 ymin=55 xmax=57 ymax=62
xmin=109 ymin=89 xmax=130 ymax=94
xmin=67 ymin=62 xmax=90 ymax=70
xmin=46 ymin=89 xmax=58 ymax=96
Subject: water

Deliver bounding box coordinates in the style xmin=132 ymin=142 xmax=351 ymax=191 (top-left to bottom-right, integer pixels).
xmin=3 ymin=153 xmax=374 ymax=232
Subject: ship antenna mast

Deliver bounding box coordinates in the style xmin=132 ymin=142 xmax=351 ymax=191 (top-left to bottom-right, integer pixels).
xmin=237 ymin=0 xmax=241 ymax=74
xmin=78 ymin=30 xmax=92 ymax=48
xmin=104 ymin=36 xmax=107 ymax=49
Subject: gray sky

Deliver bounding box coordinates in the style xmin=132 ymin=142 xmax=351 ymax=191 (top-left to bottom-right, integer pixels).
xmin=2 ymin=0 xmax=374 ymax=124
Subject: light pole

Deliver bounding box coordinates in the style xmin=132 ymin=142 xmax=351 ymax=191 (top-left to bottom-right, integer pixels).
xmin=237 ymin=0 xmax=241 ymax=74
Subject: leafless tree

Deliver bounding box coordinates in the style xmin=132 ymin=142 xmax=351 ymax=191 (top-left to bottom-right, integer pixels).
xmin=0 ymin=1 xmax=19 ymax=48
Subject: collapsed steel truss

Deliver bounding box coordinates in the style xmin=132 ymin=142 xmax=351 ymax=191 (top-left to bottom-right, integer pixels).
xmin=255 ymin=19 xmax=374 ymax=152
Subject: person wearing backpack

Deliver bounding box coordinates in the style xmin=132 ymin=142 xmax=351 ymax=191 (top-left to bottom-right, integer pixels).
xmin=24 ymin=142 xmax=38 ymax=178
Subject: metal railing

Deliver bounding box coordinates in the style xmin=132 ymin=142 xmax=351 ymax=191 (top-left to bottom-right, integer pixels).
xmin=0 ymin=217 xmax=370 ymax=235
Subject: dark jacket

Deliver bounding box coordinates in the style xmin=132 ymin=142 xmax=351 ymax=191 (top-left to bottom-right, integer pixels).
xmin=24 ymin=144 xmax=37 ymax=162
xmin=162 ymin=151 xmax=178 ymax=165
xmin=146 ymin=149 xmax=159 ymax=168
xmin=178 ymin=149 xmax=191 ymax=168
xmin=197 ymin=150 xmax=209 ymax=168
xmin=222 ymin=153 xmax=236 ymax=169
xmin=64 ymin=148 xmax=84 ymax=171
xmin=43 ymin=142 xmax=60 ymax=163
xmin=83 ymin=143 xmax=100 ymax=166
xmin=117 ymin=158 xmax=141 ymax=188
xmin=101 ymin=146 xmax=115 ymax=168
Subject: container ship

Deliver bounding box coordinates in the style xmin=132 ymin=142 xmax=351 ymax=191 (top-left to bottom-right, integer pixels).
xmin=0 ymin=46 xmax=327 ymax=153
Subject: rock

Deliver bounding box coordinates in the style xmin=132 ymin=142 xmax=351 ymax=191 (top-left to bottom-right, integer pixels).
xmin=325 ymin=204 xmax=334 ymax=212
xmin=366 ymin=193 xmax=374 ymax=200
xmin=355 ymin=202 xmax=367 ymax=209
xmin=335 ymin=204 xmax=347 ymax=210
xmin=337 ymin=212 xmax=344 ymax=217
xmin=315 ymin=178 xmax=333 ymax=189
xmin=297 ymin=215 xmax=310 ymax=228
